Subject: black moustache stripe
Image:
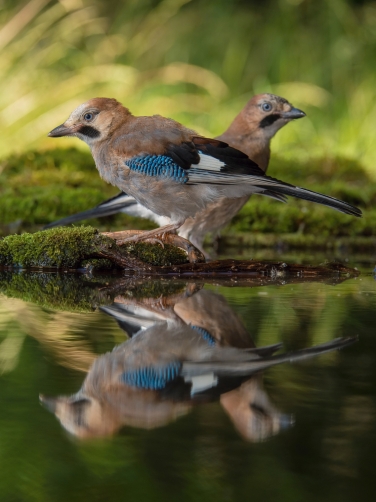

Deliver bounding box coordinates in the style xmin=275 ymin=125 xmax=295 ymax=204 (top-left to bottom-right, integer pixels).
xmin=79 ymin=125 xmax=101 ymax=138
xmin=259 ymin=114 xmax=280 ymax=128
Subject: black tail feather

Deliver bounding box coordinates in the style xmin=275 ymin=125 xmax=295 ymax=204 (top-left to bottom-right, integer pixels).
xmin=182 ymin=337 xmax=357 ymax=377
xmin=43 ymin=192 xmax=135 ymax=229
xmin=262 ymin=184 xmax=362 ymax=217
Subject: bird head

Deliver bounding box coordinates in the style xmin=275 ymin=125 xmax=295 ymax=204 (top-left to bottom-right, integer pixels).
xmin=243 ymin=93 xmax=306 ymax=138
xmin=220 ymin=377 xmax=294 ymax=442
xmin=39 ymin=392 xmax=119 ymax=438
xmin=48 ymin=97 xmax=131 ymax=146
xmin=39 ymin=387 xmax=192 ymax=438
xmin=217 ymin=93 xmax=306 ymax=169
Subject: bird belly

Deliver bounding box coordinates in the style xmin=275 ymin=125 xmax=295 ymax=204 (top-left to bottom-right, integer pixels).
xmin=179 ymin=196 xmax=250 ymax=244
xmin=117 ymin=172 xmax=220 ymax=223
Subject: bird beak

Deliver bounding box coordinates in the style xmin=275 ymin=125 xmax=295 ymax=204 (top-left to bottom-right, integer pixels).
xmin=280 ymin=107 xmax=306 ymax=120
xmin=48 ymin=123 xmax=77 ymax=137
xmin=39 ymin=394 xmax=58 ymax=413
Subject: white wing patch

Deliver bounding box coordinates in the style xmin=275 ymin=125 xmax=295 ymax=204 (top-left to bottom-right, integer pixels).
xmin=184 ymin=373 xmax=218 ymax=395
xmin=198 ymin=152 xmax=225 ymax=171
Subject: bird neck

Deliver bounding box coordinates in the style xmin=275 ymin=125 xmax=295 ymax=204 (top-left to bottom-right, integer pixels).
xmin=217 ymin=115 xmax=272 ymax=172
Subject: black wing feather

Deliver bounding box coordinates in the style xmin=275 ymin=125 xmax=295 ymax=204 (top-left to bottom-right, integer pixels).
xmin=164 ymin=137 xmax=265 ymax=176
xmin=165 ymin=141 xmax=200 ymax=169
xmin=43 ymin=192 xmax=135 ymax=229
xmin=193 ymin=137 xmax=265 ymax=176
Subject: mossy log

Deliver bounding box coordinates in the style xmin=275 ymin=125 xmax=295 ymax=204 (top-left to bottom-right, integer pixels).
xmin=0 ymin=226 xmax=360 ymax=278
xmin=0 ymin=226 xmax=189 ymax=270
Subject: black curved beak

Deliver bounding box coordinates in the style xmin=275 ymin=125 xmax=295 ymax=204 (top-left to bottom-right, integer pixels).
xmin=280 ymin=107 xmax=306 ymax=120
xmin=48 ymin=124 xmax=75 ymax=137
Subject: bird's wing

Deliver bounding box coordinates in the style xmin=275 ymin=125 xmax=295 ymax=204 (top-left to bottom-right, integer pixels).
xmin=120 ymin=362 xmax=182 ymax=390
xmin=100 ymin=303 xmax=164 ymax=337
xmin=188 ymin=140 xmax=361 ymax=217
xmin=43 ymin=192 xmax=137 ymax=229
xmin=181 ymin=337 xmax=357 ymax=377
xmin=123 ymin=137 xmax=264 ymax=180
xmin=187 ymin=168 xmax=362 ymax=217
xmin=118 ymin=336 xmax=355 ymax=391
xmin=123 ymin=137 xmax=361 ymax=217
xmin=191 ymin=136 xmax=265 ymax=175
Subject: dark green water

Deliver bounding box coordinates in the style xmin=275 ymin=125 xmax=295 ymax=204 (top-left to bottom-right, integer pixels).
xmin=0 ymin=261 xmax=376 ymax=502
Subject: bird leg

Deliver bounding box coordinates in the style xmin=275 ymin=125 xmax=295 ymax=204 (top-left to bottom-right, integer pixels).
xmin=102 ymin=229 xmax=164 ymax=247
xmin=102 ymin=229 xmax=146 ymax=240
xmin=102 ymin=225 xmax=206 ymax=264
xmin=104 ymin=223 xmax=180 ymax=246
xmin=157 ymin=233 xmax=206 ymax=263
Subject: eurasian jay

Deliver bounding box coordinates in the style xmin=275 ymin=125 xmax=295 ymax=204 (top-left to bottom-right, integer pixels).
xmin=48 ymin=98 xmax=361 ymax=246
xmin=99 ymin=287 xmax=291 ymax=441
xmin=40 ymin=281 xmax=354 ymax=439
xmin=39 ymin=316 xmax=354 ymax=438
xmin=44 ymin=93 xmax=304 ymax=241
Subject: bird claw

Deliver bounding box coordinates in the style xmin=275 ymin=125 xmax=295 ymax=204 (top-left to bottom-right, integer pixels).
xmin=104 ymin=227 xmax=206 ymax=264
xmin=141 ymin=237 xmax=165 ymax=248
xmin=158 ymin=234 xmax=206 ymax=264
xmin=116 ymin=233 xmax=164 ymax=246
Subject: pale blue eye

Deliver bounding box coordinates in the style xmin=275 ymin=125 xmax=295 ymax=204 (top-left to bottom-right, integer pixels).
xmin=84 ymin=113 xmax=93 ymax=121
xmin=262 ymin=103 xmax=272 ymax=112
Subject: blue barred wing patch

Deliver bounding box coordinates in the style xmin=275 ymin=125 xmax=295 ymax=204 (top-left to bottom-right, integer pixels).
xmin=126 ymin=155 xmax=188 ymax=183
xmin=120 ymin=362 xmax=182 ymax=390
xmin=190 ymin=325 xmax=216 ymax=346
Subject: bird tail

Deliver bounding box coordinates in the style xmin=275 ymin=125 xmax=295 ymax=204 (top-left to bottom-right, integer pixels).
xmin=243 ymin=343 xmax=284 ymax=357
xmin=188 ymin=169 xmax=361 ymax=217
xmin=100 ymin=303 xmax=164 ymax=337
xmin=259 ymin=179 xmax=362 ymax=217
xmin=260 ymin=190 xmax=287 ymax=203
xmin=181 ymin=337 xmax=357 ymax=377
xmin=43 ymin=192 xmax=135 ymax=229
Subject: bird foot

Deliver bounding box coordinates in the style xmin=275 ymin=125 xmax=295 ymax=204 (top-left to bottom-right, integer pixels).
xmin=102 ymin=228 xmax=206 ymax=264
xmin=114 ymin=223 xmax=181 ymax=245
xmin=103 ymin=229 xmax=165 ymax=246
xmin=102 ymin=229 xmax=144 ymax=241
xmin=159 ymin=233 xmax=206 ymax=264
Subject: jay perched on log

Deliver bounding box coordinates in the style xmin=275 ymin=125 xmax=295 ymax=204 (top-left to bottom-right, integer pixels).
xmin=48 ymin=97 xmax=361 ymax=247
xmin=45 ymin=94 xmax=306 ymax=253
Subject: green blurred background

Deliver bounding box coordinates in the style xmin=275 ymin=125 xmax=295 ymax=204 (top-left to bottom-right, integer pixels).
xmin=1 ymin=0 xmax=376 ymax=244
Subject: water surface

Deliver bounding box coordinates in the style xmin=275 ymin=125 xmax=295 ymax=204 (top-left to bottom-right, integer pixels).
xmin=0 ymin=259 xmax=375 ymax=502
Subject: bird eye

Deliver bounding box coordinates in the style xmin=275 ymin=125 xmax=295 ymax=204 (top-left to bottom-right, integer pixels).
xmin=84 ymin=113 xmax=93 ymax=121
xmin=262 ymin=102 xmax=272 ymax=112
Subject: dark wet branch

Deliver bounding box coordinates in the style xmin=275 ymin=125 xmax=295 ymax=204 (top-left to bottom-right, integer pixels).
xmin=95 ymin=238 xmax=360 ymax=278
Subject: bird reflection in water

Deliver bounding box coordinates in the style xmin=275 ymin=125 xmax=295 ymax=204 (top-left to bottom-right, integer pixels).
xmin=40 ymin=281 xmax=355 ymax=441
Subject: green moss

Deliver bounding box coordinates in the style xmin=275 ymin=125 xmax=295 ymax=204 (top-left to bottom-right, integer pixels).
xmin=0 ymin=149 xmax=155 ymax=231
xmin=219 ymin=232 xmax=376 ymax=253
xmin=0 ymin=226 xmax=104 ymax=268
xmin=0 ymin=226 xmax=189 ymax=269
xmin=124 ymin=242 xmax=188 ymax=266
xmin=80 ymin=258 xmax=120 ymax=271
xmin=0 ymin=271 xmax=193 ymax=313
xmin=0 ymin=271 xmax=112 ymax=312
xmin=229 ymin=196 xmax=376 ymax=238
xmin=267 ymin=156 xmax=370 ymax=185
xmin=0 ymin=149 xmax=95 ymax=175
